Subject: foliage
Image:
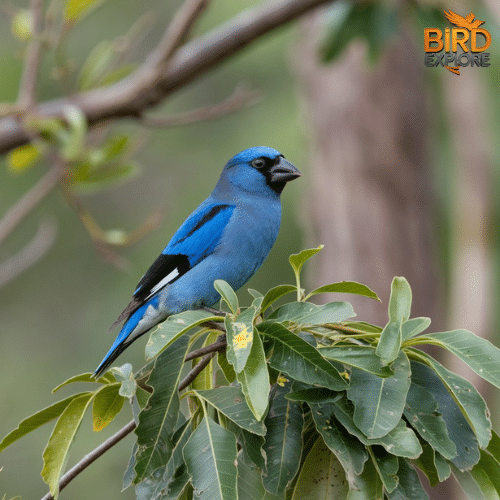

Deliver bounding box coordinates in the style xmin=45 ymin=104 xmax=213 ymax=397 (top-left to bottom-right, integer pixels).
xmin=2 ymin=247 xmax=500 ymax=499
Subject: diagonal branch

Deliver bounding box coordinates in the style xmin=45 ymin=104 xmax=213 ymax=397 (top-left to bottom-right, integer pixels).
xmin=0 ymin=0 xmax=333 ymax=154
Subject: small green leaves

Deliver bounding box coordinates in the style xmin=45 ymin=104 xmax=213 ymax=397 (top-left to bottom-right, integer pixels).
xmin=377 ymin=277 xmax=412 ymax=365
xmin=92 ymin=384 xmax=124 ymax=431
xmin=41 ymin=393 xmax=94 ymax=499
xmin=289 ymin=245 xmax=324 ymax=300
xmin=225 ymin=306 xmax=255 ymax=373
xmin=214 ymin=279 xmax=239 ymax=314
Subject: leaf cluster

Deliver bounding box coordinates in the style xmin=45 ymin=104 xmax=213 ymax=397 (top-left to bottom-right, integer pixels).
xmin=2 ymin=247 xmax=500 ymax=500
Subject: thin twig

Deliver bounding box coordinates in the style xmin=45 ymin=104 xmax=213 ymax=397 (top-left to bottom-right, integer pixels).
xmin=0 ymin=161 xmax=64 ymax=245
xmin=0 ymin=217 xmax=57 ymax=288
xmin=185 ymin=335 xmax=227 ymax=361
xmin=0 ymin=0 xmax=334 ymax=154
xmin=40 ymin=419 xmax=137 ymax=500
xmin=179 ymin=351 xmax=218 ymax=391
xmin=141 ymin=86 xmax=262 ymax=128
xmin=17 ymin=0 xmax=45 ymax=108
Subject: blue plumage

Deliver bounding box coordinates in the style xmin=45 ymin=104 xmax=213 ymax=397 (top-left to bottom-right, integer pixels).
xmin=94 ymin=146 xmax=301 ymax=377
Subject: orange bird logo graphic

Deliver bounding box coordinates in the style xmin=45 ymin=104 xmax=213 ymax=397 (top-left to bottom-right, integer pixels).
xmin=442 ymin=10 xmax=485 ymax=74
xmin=444 ymin=10 xmax=485 ymax=30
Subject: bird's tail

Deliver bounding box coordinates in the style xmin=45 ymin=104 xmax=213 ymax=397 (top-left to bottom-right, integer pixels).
xmin=93 ymin=300 xmax=158 ymax=378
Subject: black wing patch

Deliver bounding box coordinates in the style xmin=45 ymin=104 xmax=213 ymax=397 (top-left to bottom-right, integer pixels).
xmin=108 ymin=253 xmax=190 ymax=331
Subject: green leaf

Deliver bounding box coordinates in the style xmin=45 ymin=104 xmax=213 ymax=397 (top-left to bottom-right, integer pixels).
xmin=330 ymin=396 xmax=422 ymax=458
xmin=346 ymin=454 xmax=384 ymax=500
xmin=61 ymin=105 xmax=87 ymax=161
xmin=217 ymin=350 xmax=236 ymax=383
xmin=413 ymin=445 xmax=450 ymax=487
xmin=309 ymin=402 xmax=367 ymax=487
xmin=319 ymin=345 xmax=393 ymax=377
xmin=145 ymin=310 xmax=220 ymax=360
xmin=412 ymin=353 xmax=491 ymax=449
xmin=259 ymin=322 xmax=347 ymax=390
xmin=134 ymin=420 xmax=192 ymax=500
xmin=369 ymin=447 xmax=399 ymax=493
xmin=419 ymin=329 xmax=500 ymax=389
xmin=7 ymin=143 xmax=41 ymax=173
xmin=183 ymin=416 xmax=238 ymax=500
xmin=52 ymin=372 xmax=114 ymax=392
xmin=267 ymin=301 xmax=355 ymax=325
xmin=11 ymin=8 xmax=34 ymax=40
xmin=376 ymin=321 xmax=401 ymax=365
xmin=236 ymin=331 xmax=270 ymax=421
xmin=134 ymin=335 xmax=190 ymax=483
xmin=78 ymin=40 xmax=114 ymax=90
xmin=401 ymin=317 xmax=431 ymax=341
xmin=387 ymin=459 xmax=429 ymax=500
xmin=291 ymin=437 xmax=349 ymax=499
xmin=322 ymin=1 xmax=399 ymax=64
xmin=388 ymin=277 xmax=412 ymax=323
xmin=451 ymin=464 xmax=489 ymax=500
xmin=289 ymin=246 xmax=324 ymax=277
xmin=194 ymin=387 xmax=266 ymax=436
xmin=99 ymin=64 xmax=136 ymax=86
xmin=109 ymin=363 xmax=137 ymax=398
xmin=214 ymin=279 xmax=239 ymax=314
xmin=471 ymin=449 xmax=500 ymax=497
xmin=71 ymin=161 xmax=139 ymax=193
xmin=41 ymin=392 xmax=94 ymax=499
xmin=488 ymin=430 xmax=500 ymax=463
xmin=92 ymin=383 xmax=124 ymax=431
xmin=225 ymin=307 xmax=256 ymax=373
xmin=403 ymin=383 xmax=457 ymax=459
xmin=410 ymin=360 xmax=480 ymax=471
xmin=237 ymin=455 xmax=276 ymax=500
xmin=262 ymin=382 xmax=304 ymax=495
xmin=64 ymin=0 xmax=106 ymax=22
xmin=260 ymin=284 xmax=297 ymax=313
xmin=347 ymin=351 xmax=411 ymax=439
xmin=0 ymin=394 xmax=86 ymax=452
xmin=306 ymin=281 xmax=380 ymax=301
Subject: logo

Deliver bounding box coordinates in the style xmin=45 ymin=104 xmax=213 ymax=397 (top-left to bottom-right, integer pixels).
xmin=424 ymin=10 xmax=491 ymax=75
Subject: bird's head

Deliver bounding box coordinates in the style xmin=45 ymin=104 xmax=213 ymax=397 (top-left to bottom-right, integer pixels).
xmin=220 ymin=146 xmax=301 ymax=198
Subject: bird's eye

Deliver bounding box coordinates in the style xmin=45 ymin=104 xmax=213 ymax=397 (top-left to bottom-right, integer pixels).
xmin=252 ymin=158 xmax=267 ymax=169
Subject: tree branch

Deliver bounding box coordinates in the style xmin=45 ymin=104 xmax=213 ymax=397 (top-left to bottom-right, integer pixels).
xmin=0 ymin=159 xmax=64 ymax=244
xmin=184 ymin=335 xmax=227 ymax=361
xmin=17 ymin=0 xmax=45 ymax=108
xmin=0 ymin=217 xmax=57 ymax=288
xmin=179 ymin=351 xmax=218 ymax=391
xmin=0 ymin=0 xmax=332 ymax=154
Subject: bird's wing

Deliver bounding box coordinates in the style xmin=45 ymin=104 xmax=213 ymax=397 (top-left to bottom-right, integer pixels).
xmin=109 ymin=202 xmax=235 ymax=329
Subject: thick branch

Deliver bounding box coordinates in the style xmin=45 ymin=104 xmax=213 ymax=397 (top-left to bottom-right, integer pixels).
xmin=0 ymin=0 xmax=332 ymax=154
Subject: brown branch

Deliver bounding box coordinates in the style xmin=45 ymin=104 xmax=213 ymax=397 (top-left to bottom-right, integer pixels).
xmin=0 ymin=160 xmax=64 ymax=244
xmin=17 ymin=0 xmax=45 ymax=108
xmin=0 ymin=217 xmax=57 ymax=288
xmin=141 ymin=85 xmax=262 ymax=128
xmin=0 ymin=0 xmax=333 ymax=154
xmin=184 ymin=335 xmax=227 ymax=361
xmin=40 ymin=419 xmax=137 ymax=500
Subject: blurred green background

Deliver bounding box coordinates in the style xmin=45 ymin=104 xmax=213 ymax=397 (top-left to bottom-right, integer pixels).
xmin=1 ymin=0 xmax=499 ymax=499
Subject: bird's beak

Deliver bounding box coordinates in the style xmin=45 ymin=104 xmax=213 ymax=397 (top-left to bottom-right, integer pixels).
xmin=269 ymin=157 xmax=302 ymax=183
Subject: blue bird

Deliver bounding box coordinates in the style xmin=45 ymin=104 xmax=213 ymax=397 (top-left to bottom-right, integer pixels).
xmin=94 ymin=147 xmax=301 ymax=377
